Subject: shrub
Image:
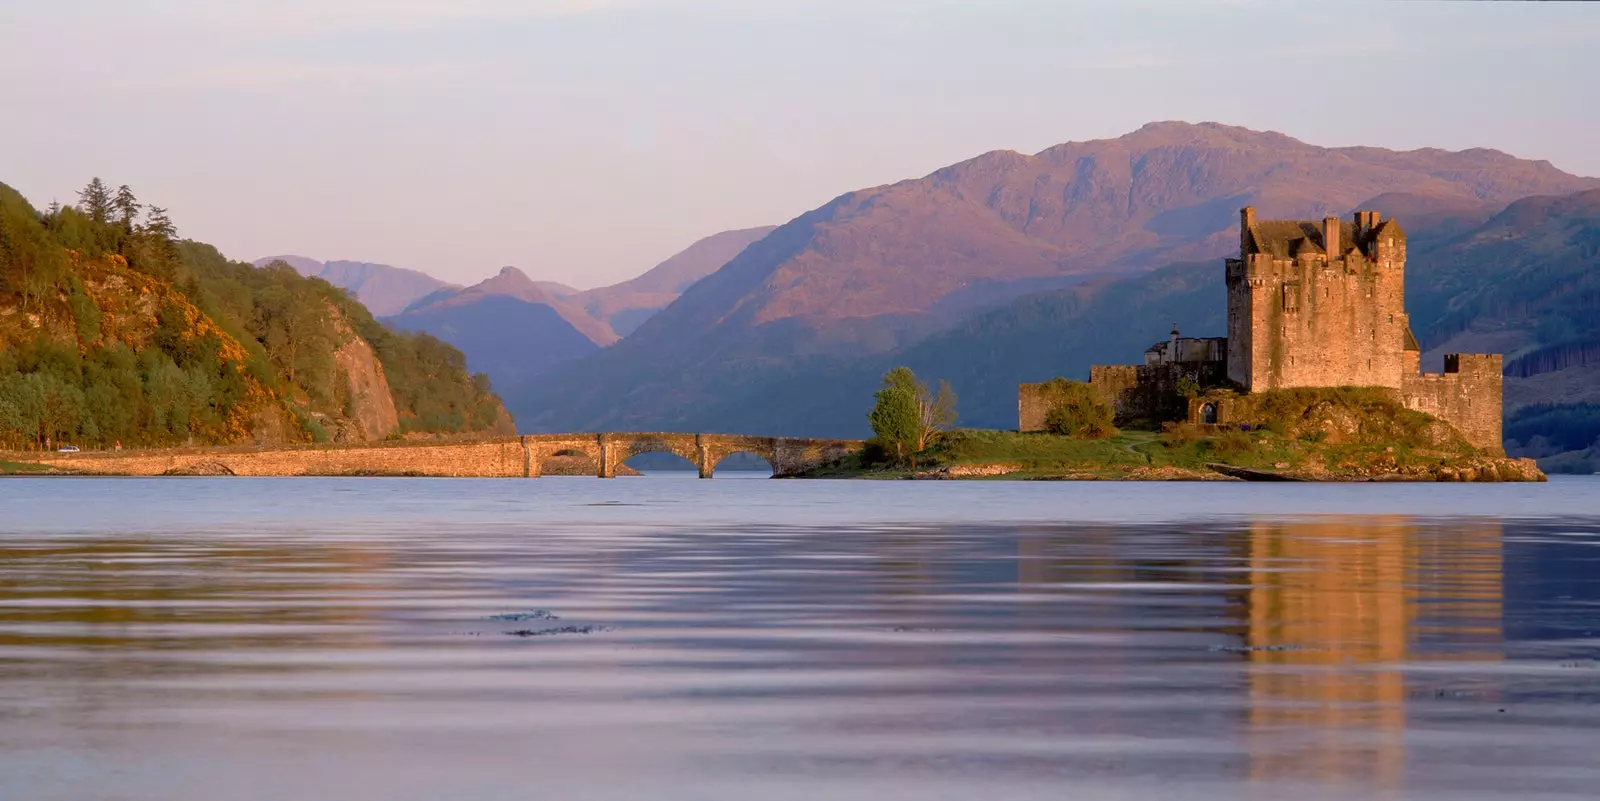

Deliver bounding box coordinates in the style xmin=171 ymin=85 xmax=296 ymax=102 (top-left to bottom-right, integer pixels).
xmin=1040 ymin=379 xmax=1117 ymax=439
xmin=1162 ymin=421 xmax=1204 ymax=447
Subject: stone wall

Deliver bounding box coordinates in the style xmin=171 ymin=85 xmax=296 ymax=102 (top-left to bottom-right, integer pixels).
xmin=1087 ymin=366 xmax=1139 ymax=417
xmin=1018 ymin=382 xmax=1065 ymax=432
xmin=1228 ymin=211 xmax=1410 ymax=392
xmin=15 ymin=437 xmax=529 ymax=477
xmin=1400 ymin=353 xmax=1504 ymax=452
xmin=14 ymin=433 xmax=866 ymax=479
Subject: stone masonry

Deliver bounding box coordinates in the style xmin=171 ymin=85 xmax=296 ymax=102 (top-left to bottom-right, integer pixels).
xmin=1227 ymin=208 xmax=1409 ymax=391
xmin=12 ymin=433 xmax=864 ymax=479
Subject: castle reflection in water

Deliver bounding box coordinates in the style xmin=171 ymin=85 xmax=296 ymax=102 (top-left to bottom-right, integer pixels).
xmin=1014 ymin=517 xmax=1505 ymax=788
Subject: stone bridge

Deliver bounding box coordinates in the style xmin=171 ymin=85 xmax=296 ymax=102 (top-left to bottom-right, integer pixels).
xmin=8 ymin=434 xmax=864 ymax=479
xmin=529 ymin=433 xmax=860 ymax=478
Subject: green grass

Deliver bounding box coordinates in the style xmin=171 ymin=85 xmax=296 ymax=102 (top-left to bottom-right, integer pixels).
xmin=0 ymin=459 xmax=54 ymax=474
xmin=808 ymin=416 xmax=1508 ymax=481
xmin=933 ymin=428 xmax=1150 ymax=471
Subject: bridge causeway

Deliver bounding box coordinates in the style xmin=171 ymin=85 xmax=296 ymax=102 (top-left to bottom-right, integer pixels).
xmin=527 ymin=433 xmax=861 ymax=478
xmin=9 ymin=433 xmax=865 ymax=479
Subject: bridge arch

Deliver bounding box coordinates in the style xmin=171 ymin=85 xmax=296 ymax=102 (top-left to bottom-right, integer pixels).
xmin=711 ymin=450 xmax=775 ymax=477
xmin=520 ymin=433 xmax=862 ymax=479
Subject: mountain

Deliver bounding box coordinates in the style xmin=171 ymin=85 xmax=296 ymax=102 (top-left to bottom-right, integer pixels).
xmin=507 ymin=122 xmax=1599 ymax=433
xmin=1 ymin=181 xmax=515 ymax=449
xmin=254 ymin=256 xmax=456 ymax=317
xmin=385 ymin=266 xmax=617 ymax=393
xmin=532 ymin=279 xmax=580 ymax=298
xmin=573 ymin=226 xmax=776 ymax=335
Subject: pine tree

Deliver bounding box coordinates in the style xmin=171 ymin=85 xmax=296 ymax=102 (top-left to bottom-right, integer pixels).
xmin=113 ymin=185 xmax=141 ymax=232
xmin=142 ymin=206 xmax=177 ymax=241
xmin=78 ymin=178 xmax=112 ymax=225
xmin=45 ymin=201 xmax=61 ymax=219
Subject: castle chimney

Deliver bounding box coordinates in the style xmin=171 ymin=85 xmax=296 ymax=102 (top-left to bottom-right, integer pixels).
xmin=1241 ymin=207 xmax=1256 ymax=254
xmin=1323 ymin=216 xmax=1341 ymax=259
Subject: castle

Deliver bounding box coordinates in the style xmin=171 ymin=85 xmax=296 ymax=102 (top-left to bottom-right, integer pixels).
xmin=1019 ymin=207 xmax=1504 ymax=450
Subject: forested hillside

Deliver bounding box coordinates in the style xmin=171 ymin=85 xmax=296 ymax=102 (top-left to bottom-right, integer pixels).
xmin=0 ymin=179 xmax=513 ymax=450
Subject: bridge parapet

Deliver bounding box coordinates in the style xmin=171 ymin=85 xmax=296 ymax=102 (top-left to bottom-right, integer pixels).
xmin=11 ymin=433 xmax=863 ymax=479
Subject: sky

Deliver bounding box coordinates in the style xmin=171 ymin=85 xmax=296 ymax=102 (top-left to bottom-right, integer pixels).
xmin=2 ymin=0 xmax=1597 ymax=289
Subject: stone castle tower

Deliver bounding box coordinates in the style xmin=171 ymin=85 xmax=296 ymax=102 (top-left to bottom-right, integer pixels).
xmin=1028 ymin=206 xmax=1505 ymax=451
xmin=1226 ymin=208 xmax=1411 ymax=391
xmin=1227 ymin=207 xmax=1503 ymax=450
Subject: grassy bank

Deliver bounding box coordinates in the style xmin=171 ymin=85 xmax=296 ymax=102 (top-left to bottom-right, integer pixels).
xmin=812 ymin=385 xmax=1544 ymax=482
xmin=0 ymin=458 xmax=58 ymax=475
xmin=811 ymin=426 xmax=1543 ymax=482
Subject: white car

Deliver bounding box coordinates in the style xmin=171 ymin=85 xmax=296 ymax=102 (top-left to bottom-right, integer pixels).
xmin=57 ymin=445 xmax=80 ymax=453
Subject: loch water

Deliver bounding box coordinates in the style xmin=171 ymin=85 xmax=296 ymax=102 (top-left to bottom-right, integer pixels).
xmin=1 ymin=475 xmax=1598 ymax=800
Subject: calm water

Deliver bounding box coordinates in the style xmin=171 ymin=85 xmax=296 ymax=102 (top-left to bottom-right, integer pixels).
xmin=2 ymin=476 xmax=1599 ymax=800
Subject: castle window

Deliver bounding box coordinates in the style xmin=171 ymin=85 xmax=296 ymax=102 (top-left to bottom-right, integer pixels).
xmin=1282 ymin=284 xmax=1298 ymax=312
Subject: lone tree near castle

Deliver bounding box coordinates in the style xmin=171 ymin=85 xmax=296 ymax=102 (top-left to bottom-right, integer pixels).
xmin=869 ymin=367 xmax=957 ymax=466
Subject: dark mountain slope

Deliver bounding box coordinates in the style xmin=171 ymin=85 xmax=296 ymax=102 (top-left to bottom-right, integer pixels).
xmin=508 ymin=124 xmax=1597 ymax=433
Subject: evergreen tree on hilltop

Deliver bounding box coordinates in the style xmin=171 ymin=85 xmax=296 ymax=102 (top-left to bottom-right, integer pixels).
xmin=77 ymin=178 xmax=111 ymax=225
xmin=142 ymin=205 xmax=175 ymax=241
xmin=113 ymin=185 xmax=141 ymax=233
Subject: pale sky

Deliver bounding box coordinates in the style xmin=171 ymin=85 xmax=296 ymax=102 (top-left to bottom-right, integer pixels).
xmin=3 ymin=0 xmax=1596 ymax=289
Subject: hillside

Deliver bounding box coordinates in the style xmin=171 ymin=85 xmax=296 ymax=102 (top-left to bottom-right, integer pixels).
xmin=385 ymin=266 xmax=616 ymax=394
xmin=508 ymin=123 xmax=1597 ymax=434
xmin=573 ymin=226 xmax=776 ymax=335
xmin=255 ymin=256 xmax=456 ymax=317
xmin=1 ymin=179 xmax=514 ymax=449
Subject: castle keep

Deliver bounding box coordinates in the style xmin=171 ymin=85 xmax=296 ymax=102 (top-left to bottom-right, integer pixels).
xmin=1019 ymin=207 xmax=1504 ymax=450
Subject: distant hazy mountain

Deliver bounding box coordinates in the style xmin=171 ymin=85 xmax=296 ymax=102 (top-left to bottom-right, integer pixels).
xmin=505 ymin=122 xmax=1599 ymax=435
xmin=386 ymin=266 xmax=617 ymax=393
xmin=573 ymin=226 xmax=776 ymax=335
xmin=253 ymin=256 xmax=456 ymax=317
xmin=533 ymin=279 xmax=580 ymax=298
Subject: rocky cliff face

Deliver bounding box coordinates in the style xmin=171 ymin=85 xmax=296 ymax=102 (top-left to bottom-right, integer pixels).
xmin=328 ymin=306 xmax=399 ymax=441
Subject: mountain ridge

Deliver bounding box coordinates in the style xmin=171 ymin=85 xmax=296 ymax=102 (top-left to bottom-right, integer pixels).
xmin=506 ymin=122 xmax=1599 ymax=435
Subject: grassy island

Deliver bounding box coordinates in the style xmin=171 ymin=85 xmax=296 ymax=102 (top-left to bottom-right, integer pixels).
xmin=820 ymin=375 xmax=1545 ymax=482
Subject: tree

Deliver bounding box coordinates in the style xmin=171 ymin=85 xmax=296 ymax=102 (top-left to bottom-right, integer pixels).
xmin=142 ymin=205 xmax=176 ymax=240
xmin=1039 ymin=379 xmax=1117 ymax=439
xmin=869 ymin=369 xmax=920 ymax=465
xmin=914 ymin=378 xmax=958 ymax=452
xmin=868 ymin=367 xmax=959 ymax=466
xmin=138 ymin=206 xmax=181 ymax=279
xmin=114 ymin=185 xmax=142 ymax=232
xmin=78 ymin=178 xmax=112 ymax=225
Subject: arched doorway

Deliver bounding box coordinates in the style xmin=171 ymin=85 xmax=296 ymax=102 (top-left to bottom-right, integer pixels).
xmin=1201 ymin=403 xmax=1218 ymax=425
